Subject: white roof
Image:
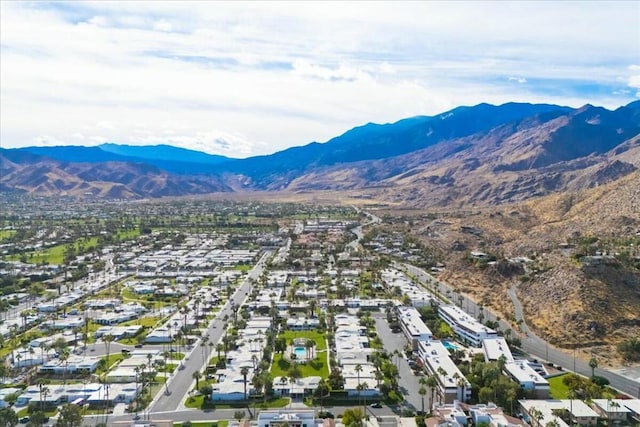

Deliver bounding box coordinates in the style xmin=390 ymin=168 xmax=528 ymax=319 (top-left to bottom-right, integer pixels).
xmin=482 ymin=337 xmax=514 ymax=363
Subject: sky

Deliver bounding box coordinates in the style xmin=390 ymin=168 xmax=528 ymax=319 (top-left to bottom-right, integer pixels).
xmin=1 ymin=1 xmax=639 ymax=158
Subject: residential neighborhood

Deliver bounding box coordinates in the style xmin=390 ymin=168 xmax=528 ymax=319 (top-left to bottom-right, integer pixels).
xmin=0 ymin=198 xmax=638 ymax=427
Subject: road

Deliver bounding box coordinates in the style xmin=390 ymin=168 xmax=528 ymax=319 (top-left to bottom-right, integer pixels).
xmin=148 ymin=251 xmax=272 ymax=413
xmin=402 ymin=262 xmax=640 ymax=398
xmin=507 ymin=286 xmax=640 ymax=398
xmin=373 ymin=313 xmax=431 ymax=415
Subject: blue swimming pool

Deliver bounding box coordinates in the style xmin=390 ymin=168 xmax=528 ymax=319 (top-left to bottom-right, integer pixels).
xmin=294 ymin=346 xmax=307 ymax=359
xmin=442 ymin=340 xmax=459 ymax=351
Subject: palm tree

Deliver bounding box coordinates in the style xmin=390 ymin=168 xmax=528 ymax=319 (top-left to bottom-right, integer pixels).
xmin=59 ymin=349 xmax=70 ymax=384
xmin=529 ymin=407 xmax=544 ymax=427
xmin=37 ymin=383 xmax=45 ymax=412
xmin=436 ymin=367 xmax=447 ymax=404
xmin=419 ymin=385 xmax=427 ymax=415
xmin=314 ymin=379 xmax=330 ymax=412
xmin=201 ymin=336 xmax=209 ymax=363
xmin=241 ymin=367 xmax=249 ymax=400
xmin=280 ymin=376 xmax=288 ymax=397
xmin=192 ymin=371 xmax=202 ymax=389
xmin=358 ymin=381 xmax=370 ymax=414
xmin=103 ymin=334 xmax=114 ymax=368
xmin=42 ymin=385 xmax=50 ymax=413
xmin=216 ymin=343 xmax=224 ymax=362
xmin=162 ymin=351 xmax=170 ymax=393
xmin=308 ymin=299 xmax=317 ymax=317
xmin=134 ymin=366 xmax=140 ymax=418
xmin=289 ymin=376 xmax=296 ymax=407
xmin=588 ymin=355 xmax=598 ymax=378
xmin=355 ymin=364 xmax=363 ymax=409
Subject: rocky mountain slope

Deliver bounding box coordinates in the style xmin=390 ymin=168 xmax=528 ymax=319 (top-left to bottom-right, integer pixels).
xmin=286 ymin=102 xmax=640 ymax=208
xmin=386 ymin=157 xmax=640 ymax=361
xmin=0 ymin=149 xmax=232 ymax=198
xmin=2 ymin=101 xmax=639 ymax=203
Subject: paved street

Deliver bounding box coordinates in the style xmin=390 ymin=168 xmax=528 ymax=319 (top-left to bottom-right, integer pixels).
xmin=373 ymin=313 xmax=431 ymax=415
xmin=147 ymin=251 xmax=272 ymax=414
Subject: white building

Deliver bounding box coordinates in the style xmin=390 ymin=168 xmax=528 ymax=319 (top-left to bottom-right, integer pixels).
xmin=418 ymin=340 xmax=471 ymax=404
xmin=397 ymin=305 xmax=433 ymax=347
xmin=39 ymin=355 xmax=102 ymax=375
xmin=257 ymin=410 xmax=317 ymax=427
xmin=520 ymin=399 xmax=599 ymax=427
xmin=439 ymin=305 xmax=497 ymax=347
xmin=482 ymin=338 xmax=549 ymax=398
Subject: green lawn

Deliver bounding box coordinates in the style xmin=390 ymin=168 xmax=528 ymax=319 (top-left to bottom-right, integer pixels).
xmin=271 ymin=353 xmax=329 ymax=378
xmin=8 ymin=236 xmax=100 ymax=265
xmin=120 ymin=316 xmax=160 ymax=328
xmin=278 ymin=330 xmax=328 ymax=351
xmin=116 ymin=229 xmax=141 ymax=241
xmin=96 ymin=353 xmax=124 ymax=375
xmin=184 ymin=395 xmax=288 ymax=410
xmin=270 ymin=330 xmax=329 ymax=378
xmin=548 ymin=374 xmax=570 ymax=399
xmin=0 ymin=230 xmax=16 ymax=241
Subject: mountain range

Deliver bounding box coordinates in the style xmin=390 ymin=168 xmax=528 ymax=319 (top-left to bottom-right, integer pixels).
xmin=2 ymin=100 xmax=640 ymax=206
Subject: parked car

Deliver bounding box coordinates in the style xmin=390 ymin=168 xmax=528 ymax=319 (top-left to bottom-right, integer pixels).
xmin=134 ymin=344 xmax=144 ymax=348
xmin=370 ymin=402 xmax=382 ymax=408
xmin=19 ymin=417 xmax=29 ymax=424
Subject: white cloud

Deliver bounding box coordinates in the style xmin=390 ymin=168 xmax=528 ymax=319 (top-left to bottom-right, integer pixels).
xmin=508 ymin=76 xmax=528 ymax=84
xmin=1 ymin=1 xmax=638 ymax=157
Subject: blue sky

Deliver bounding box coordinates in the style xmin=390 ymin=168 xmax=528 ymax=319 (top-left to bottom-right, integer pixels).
xmin=1 ymin=1 xmax=638 ymax=158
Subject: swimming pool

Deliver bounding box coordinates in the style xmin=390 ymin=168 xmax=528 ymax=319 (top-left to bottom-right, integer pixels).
xmin=294 ymin=346 xmax=307 ymax=360
xmin=442 ymin=340 xmax=459 ymax=351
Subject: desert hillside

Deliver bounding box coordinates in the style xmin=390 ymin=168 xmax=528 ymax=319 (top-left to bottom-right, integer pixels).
xmin=372 ymin=170 xmax=640 ymax=366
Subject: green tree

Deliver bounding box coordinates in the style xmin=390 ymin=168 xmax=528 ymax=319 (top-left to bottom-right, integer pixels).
xmin=418 ymin=385 xmax=427 ymax=415
xmin=0 ymin=407 xmax=18 ymax=427
xmin=588 ymin=355 xmax=598 ymax=378
xmin=55 ymin=404 xmax=83 ymax=427
xmin=192 ymin=371 xmax=202 ymax=389
xmin=241 ymin=366 xmax=249 ymax=400
xmin=342 ymin=407 xmax=364 ymax=427
xmin=26 ymin=411 xmax=46 ymax=427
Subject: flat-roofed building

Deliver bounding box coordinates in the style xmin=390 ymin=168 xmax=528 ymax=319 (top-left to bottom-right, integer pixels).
xmin=504 ymin=361 xmax=549 ymax=398
xmin=520 ymin=399 xmax=599 ymax=427
xmin=397 ymin=306 xmax=433 ymax=348
xmin=39 ymin=355 xmax=101 ymax=375
xmin=439 ymin=305 xmax=497 ymax=347
xmin=618 ymin=399 xmax=640 ymax=424
xmin=469 ymin=403 xmax=528 ymax=427
xmin=419 ymin=340 xmax=471 ymax=403
xmin=590 ymin=399 xmax=632 ymax=424
xmin=428 ymin=402 xmax=469 ymax=427
xmin=482 ymin=337 xmax=515 ymax=363
xmin=482 ymin=338 xmax=548 ymax=398
xmin=257 ymin=410 xmax=316 ymax=427
xmin=272 ymin=376 xmax=322 ymax=398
